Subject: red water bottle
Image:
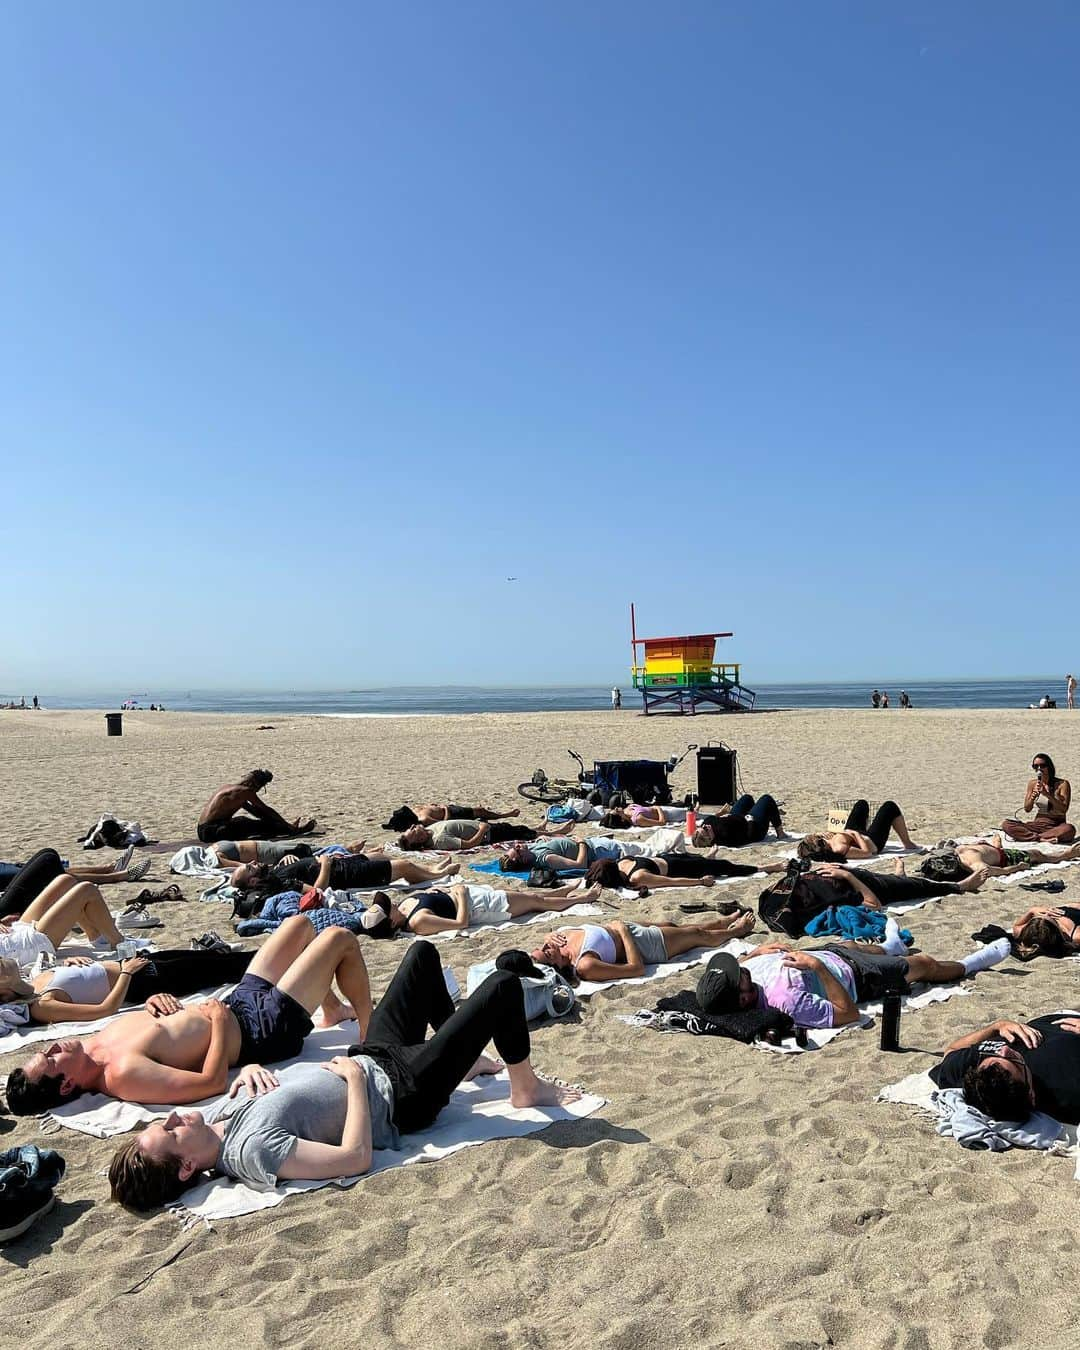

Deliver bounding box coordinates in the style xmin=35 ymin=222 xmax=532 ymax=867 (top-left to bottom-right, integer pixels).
xmin=686 ymin=808 xmax=697 ymax=840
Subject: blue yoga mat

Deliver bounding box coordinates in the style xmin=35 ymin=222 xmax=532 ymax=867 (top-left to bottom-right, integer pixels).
xmin=469 ymin=858 xmax=587 ymax=881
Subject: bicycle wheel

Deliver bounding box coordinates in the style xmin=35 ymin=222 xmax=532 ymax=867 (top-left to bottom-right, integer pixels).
xmin=517 ymin=779 xmax=565 ymax=805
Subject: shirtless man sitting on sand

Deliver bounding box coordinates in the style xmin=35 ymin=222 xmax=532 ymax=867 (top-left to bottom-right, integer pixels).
xmin=197 ymin=769 xmax=316 ymax=844
xmin=5 ymin=915 xmax=369 ymax=1115
xmin=383 ymin=803 xmax=523 ymax=831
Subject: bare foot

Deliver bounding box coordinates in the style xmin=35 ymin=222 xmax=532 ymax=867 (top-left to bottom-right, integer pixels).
xmin=464 ymin=1054 xmax=502 ymax=1080
xmin=510 ymin=1076 xmax=584 ymax=1109
xmin=435 ymin=860 xmax=460 ymax=878
xmin=893 ymin=857 xmax=906 ymax=875
xmin=729 ymin=910 xmax=755 ymax=937
xmin=508 ymin=808 xmax=520 ymax=818
xmin=572 ymin=883 xmax=601 ymax=904
xmin=315 ymin=993 xmax=356 ymax=1027
xmin=702 ymin=876 xmax=715 ymax=887
xmin=959 ymin=866 xmax=989 ymax=892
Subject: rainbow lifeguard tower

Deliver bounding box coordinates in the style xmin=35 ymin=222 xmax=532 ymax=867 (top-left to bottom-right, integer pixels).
xmin=630 ymin=604 xmax=755 ymax=716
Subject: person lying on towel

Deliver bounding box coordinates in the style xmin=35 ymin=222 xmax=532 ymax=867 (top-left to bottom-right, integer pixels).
xmin=796 ymin=798 xmax=925 ymax=862
xmin=799 ymin=860 xmax=991 ymax=911
xmin=1011 ymin=903 xmax=1080 ymax=961
xmin=5 ymin=917 xmax=370 ymax=1115
xmin=358 ymin=881 xmax=602 ymax=938
xmin=929 ymin=1014 xmax=1080 ymax=1124
xmin=397 ymin=817 xmax=571 ymax=852
xmin=383 ymin=802 xmax=524 ymax=831
xmin=107 ymin=940 xmax=581 ymax=1211
xmin=530 ymin=914 xmax=756 ymax=982
xmin=500 ymin=833 xmax=676 ymax=875
xmin=691 ymin=793 xmax=787 ymax=849
xmin=917 ymin=836 xmax=1080 ymax=884
xmin=693 ymin=934 xmax=1012 ymax=1029
xmin=228 ymin=846 xmax=458 ymax=901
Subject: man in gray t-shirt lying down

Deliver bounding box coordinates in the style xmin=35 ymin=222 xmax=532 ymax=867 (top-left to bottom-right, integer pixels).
xmin=109 ymin=940 xmax=582 ymax=1211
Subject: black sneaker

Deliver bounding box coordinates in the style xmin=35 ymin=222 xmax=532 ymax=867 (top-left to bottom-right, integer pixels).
xmin=191 ymin=931 xmax=231 ymax=953
xmin=0 ymin=1146 xmax=65 ymax=1243
xmin=0 ymin=1190 xmax=56 ymax=1243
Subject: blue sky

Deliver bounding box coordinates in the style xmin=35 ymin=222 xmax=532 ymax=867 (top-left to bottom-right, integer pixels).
xmin=4 ymin=2 xmax=1078 ymax=691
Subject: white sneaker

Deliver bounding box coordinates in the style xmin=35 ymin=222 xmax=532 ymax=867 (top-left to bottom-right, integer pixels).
xmin=116 ymin=904 xmax=162 ymax=930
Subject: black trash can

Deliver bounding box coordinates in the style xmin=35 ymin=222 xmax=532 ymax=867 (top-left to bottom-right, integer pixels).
xmin=105 ymin=713 xmax=123 ymax=737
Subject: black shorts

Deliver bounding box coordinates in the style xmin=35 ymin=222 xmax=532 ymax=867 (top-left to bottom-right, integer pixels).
xmin=224 ymin=973 xmax=314 ymax=1065
xmin=446 ymin=804 xmax=475 ymax=820
xmin=337 ymin=856 xmax=393 ymax=888
xmin=197 ymin=820 xmax=230 ymax=844
xmin=820 ymin=946 xmax=910 ymax=1002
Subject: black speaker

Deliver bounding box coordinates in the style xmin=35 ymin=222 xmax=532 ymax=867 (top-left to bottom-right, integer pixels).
xmin=696 ymin=744 xmax=736 ymax=805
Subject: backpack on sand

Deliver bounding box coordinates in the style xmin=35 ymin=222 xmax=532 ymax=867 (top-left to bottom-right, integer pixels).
xmin=465 ymin=959 xmax=577 ymax=1022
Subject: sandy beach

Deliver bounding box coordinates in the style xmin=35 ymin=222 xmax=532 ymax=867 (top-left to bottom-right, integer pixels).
xmin=3 ymin=706 xmax=1080 ymax=1350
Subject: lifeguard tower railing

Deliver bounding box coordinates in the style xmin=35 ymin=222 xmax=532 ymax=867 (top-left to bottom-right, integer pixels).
xmin=630 ymin=628 xmax=756 ymax=716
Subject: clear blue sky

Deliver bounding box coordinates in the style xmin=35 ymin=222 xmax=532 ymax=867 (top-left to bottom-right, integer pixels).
xmin=4 ymin=2 xmax=1078 ymax=691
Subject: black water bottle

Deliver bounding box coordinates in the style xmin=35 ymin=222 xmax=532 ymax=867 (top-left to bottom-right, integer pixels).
xmin=880 ymin=989 xmax=902 ymax=1052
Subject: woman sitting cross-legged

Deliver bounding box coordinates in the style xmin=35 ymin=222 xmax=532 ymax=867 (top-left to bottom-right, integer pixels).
xmin=797 ymin=798 xmax=924 ymax=863
xmin=357 ymin=882 xmax=602 ymax=938
xmin=108 ymin=940 xmax=581 ymax=1211
xmin=585 ymin=853 xmax=784 ymax=895
xmin=530 ymin=914 xmax=755 ymax=983
xmin=1000 ymin=753 xmax=1076 ymax=844
xmin=0 ymin=945 xmax=253 ymax=1023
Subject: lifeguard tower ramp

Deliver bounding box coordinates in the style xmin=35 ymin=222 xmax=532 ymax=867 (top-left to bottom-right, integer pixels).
xmin=630 ymin=606 xmax=755 ymax=716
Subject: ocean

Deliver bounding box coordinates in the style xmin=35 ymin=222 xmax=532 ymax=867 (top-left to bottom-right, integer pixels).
xmin=15 ymin=679 xmax=1073 ymax=715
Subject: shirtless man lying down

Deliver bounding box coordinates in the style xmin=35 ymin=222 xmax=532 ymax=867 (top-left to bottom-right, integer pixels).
xmin=5 ymin=916 xmax=369 ymax=1115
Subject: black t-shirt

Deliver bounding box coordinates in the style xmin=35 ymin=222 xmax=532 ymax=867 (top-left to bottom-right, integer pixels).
xmin=704 ymin=813 xmax=750 ymax=847
xmin=930 ymin=1015 xmax=1080 ymax=1124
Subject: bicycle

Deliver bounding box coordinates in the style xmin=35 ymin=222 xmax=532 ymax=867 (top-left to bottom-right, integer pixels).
xmin=517 ymin=750 xmax=595 ymax=805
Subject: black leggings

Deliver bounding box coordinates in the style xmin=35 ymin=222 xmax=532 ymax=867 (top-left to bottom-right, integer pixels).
xmin=487 ymin=823 xmax=537 ymax=843
xmin=125 ymin=948 xmax=254 ymax=1003
xmin=654 ymin=851 xmax=759 ymax=880
xmin=847 ymin=868 xmax=961 ymax=904
xmin=198 ymin=814 xmax=285 ymax=844
xmin=359 ymin=941 xmax=530 ymax=1135
xmin=0 ymin=849 xmax=66 ymax=919
xmin=845 ymin=799 xmax=903 ymax=853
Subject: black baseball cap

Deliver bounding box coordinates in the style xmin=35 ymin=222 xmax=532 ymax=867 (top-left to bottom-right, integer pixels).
xmin=696 ymin=951 xmax=742 ymax=1014
xmin=496 ymin=949 xmax=548 ymax=981
xmin=383 ymin=806 xmax=418 ymax=831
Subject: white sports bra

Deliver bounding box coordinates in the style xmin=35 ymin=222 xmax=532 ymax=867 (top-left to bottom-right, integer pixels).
xmin=44 ymin=962 xmax=111 ymax=1005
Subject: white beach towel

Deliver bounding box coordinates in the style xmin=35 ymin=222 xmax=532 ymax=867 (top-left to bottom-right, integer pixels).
xmin=170 ymin=845 xmax=229 ymax=878
xmin=172 ymin=1066 xmax=606 ymax=1224
xmin=877 ymin=1067 xmax=1080 ymax=1174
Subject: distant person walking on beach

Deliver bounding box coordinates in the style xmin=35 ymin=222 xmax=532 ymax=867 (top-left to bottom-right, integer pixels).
xmin=899 ymin=691 xmax=911 ymax=709
xmin=881 ymin=690 xmax=890 ymax=709
xmin=870 ymin=689 xmax=881 ymax=708
xmin=1068 ymin=674 xmax=1076 ymax=710
xmin=32 ymin=695 xmax=38 ymax=710
xmin=197 ymin=770 xmax=316 ymax=844
xmin=611 ymin=686 xmax=621 ymax=709
xmin=1000 ymin=753 xmax=1075 ymax=843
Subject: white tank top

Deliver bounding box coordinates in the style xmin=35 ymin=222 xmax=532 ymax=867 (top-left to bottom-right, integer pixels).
xmin=44 ymin=962 xmax=111 ymax=1005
